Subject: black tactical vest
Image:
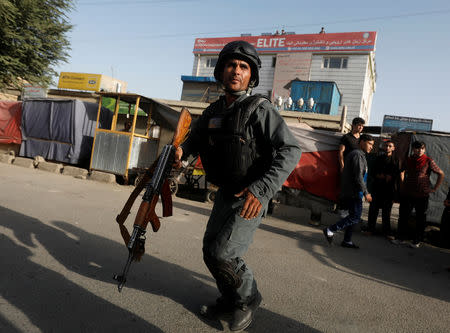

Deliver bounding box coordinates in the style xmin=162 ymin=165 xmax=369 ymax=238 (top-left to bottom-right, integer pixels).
xmin=198 ymin=94 xmax=272 ymax=193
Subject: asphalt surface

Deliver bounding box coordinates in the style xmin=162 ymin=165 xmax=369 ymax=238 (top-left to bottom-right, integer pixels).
xmin=0 ymin=162 xmax=449 ymax=333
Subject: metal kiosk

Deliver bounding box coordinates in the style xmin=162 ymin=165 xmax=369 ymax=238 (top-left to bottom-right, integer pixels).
xmin=89 ymin=92 xmax=162 ymax=183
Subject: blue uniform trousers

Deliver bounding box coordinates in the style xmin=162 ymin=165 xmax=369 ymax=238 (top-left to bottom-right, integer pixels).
xmin=202 ymin=189 xmax=264 ymax=305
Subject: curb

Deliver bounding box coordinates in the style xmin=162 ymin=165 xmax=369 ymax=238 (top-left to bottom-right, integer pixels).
xmin=37 ymin=161 xmax=63 ymax=173
xmin=88 ymin=170 xmax=116 ymax=183
xmin=63 ymin=165 xmax=89 ymax=178
xmin=0 ymin=154 xmax=14 ymax=164
xmin=13 ymin=157 xmax=35 ymax=168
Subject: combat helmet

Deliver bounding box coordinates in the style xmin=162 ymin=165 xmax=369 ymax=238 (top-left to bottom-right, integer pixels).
xmin=214 ymin=40 xmax=261 ymax=88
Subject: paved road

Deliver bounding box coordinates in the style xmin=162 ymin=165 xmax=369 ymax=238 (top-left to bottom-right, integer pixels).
xmin=0 ymin=163 xmax=449 ymax=333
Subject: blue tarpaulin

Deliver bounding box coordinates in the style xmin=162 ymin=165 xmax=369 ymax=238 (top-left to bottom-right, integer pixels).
xmin=19 ymin=99 xmax=112 ymax=167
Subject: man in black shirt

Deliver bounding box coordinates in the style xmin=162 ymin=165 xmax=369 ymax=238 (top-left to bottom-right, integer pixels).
xmin=366 ymin=140 xmax=399 ymax=237
xmin=338 ymin=117 xmax=365 ymax=173
xmin=337 ymin=117 xmax=365 ymax=217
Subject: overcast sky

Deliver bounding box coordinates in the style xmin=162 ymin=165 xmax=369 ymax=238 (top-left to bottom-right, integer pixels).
xmin=55 ymin=0 xmax=450 ymax=132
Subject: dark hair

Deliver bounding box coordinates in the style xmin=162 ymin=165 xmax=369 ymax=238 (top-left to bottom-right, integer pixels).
xmin=385 ymin=140 xmax=395 ymax=146
xmin=352 ymin=117 xmax=365 ymax=126
xmin=359 ymin=133 xmax=374 ymax=142
xmin=412 ymin=141 xmax=426 ymax=149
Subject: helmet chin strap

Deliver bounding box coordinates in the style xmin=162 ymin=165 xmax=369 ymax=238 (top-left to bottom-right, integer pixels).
xmin=223 ymin=84 xmax=254 ymax=96
xmin=224 ymin=89 xmax=248 ymax=96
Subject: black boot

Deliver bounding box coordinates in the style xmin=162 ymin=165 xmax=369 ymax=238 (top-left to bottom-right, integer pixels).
xmin=230 ymin=292 xmax=262 ymax=331
xmin=200 ymin=296 xmax=234 ymax=319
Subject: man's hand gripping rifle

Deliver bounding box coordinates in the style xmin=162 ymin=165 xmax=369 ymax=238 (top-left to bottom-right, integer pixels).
xmin=113 ymin=108 xmax=192 ymax=292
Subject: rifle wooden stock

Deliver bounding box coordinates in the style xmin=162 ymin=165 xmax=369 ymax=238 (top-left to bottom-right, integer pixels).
xmin=173 ymin=107 xmax=192 ymax=149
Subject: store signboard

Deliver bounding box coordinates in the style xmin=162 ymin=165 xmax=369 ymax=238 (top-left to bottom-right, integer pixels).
xmin=194 ymin=31 xmax=377 ymax=54
xmin=381 ymin=115 xmax=433 ymax=134
xmin=22 ymin=84 xmax=47 ymax=99
xmin=58 ymin=72 xmax=102 ymax=91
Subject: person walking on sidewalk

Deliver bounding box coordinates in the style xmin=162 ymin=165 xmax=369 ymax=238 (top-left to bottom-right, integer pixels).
xmin=174 ymin=40 xmax=301 ymax=331
xmin=391 ymin=141 xmax=444 ymax=248
xmin=323 ymin=134 xmax=374 ymax=249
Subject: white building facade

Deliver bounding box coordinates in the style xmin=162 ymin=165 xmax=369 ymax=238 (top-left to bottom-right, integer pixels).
xmin=189 ymin=31 xmax=377 ymax=123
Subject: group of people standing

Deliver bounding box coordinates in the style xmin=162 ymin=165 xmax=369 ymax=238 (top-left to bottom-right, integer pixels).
xmin=324 ymin=117 xmax=446 ymax=249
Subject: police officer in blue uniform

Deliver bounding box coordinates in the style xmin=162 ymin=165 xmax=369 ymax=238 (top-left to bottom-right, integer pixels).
xmin=174 ymin=40 xmax=301 ymax=331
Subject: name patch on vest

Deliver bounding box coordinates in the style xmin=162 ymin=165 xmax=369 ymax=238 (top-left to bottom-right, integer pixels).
xmin=208 ymin=117 xmax=223 ymax=129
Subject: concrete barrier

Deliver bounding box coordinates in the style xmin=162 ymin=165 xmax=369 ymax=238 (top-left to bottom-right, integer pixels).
xmin=13 ymin=157 xmax=35 ymax=168
xmin=63 ymin=166 xmax=89 ymax=178
xmin=37 ymin=161 xmax=63 ymax=174
xmin=33 ymin=155 xmax=45 ymax=167
xmin=88 ymin=171 xmax=116 ymax=183
xmin=0 ymin=154 xmax=14 ymax=164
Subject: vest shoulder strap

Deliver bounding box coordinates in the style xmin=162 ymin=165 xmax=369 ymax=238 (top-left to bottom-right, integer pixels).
xmin=202 ymin=95 xmax=269 ymax=131
xmin=237 ymin=94 xmax=270 ymax=130
xmin=202 ymin=98 xmax=222 ymax=118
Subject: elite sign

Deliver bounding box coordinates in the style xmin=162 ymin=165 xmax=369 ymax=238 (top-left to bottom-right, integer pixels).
xmin=194 ymin=31 xmax=377 ymax=54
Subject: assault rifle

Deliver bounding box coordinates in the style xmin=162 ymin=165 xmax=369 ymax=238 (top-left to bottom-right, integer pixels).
xmin=113 ymin=107 xmax=192 ymax=292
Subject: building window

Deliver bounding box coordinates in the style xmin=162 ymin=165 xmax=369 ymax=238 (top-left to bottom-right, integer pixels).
xmin=323 ymin=57 xmax=348 ymax=69
xmin=272 ymin=57 xmax=277 ymax=67
xmin=205 ymin=58 xmax=218 ymax=68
